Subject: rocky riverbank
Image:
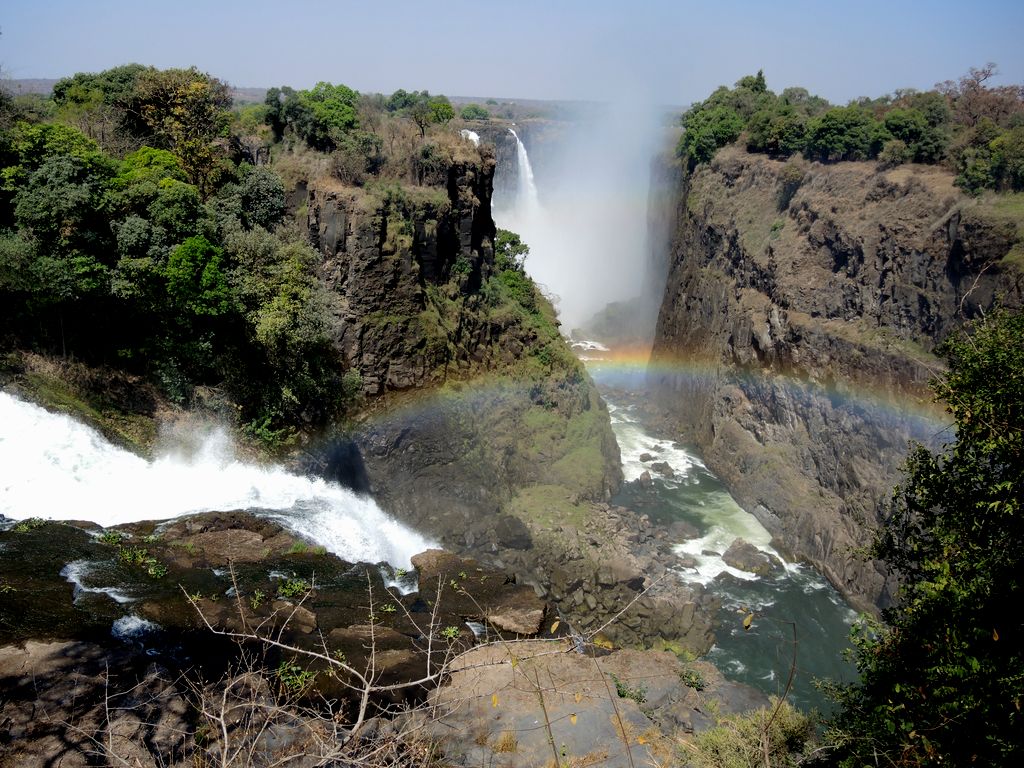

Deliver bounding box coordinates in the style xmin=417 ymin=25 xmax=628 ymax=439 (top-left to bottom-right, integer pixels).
xmin=0 ymin=509 xmax=736 ymax=767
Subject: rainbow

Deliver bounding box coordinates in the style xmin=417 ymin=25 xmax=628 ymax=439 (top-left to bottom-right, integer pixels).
xmin=345 ymin=341 xmax=952 ymax=448
xmin=575 ymin=341 xmax=953 ymax=442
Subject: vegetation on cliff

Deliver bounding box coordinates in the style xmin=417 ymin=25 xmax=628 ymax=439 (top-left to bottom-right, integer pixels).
xmin=827 ymin=309 xmax=1023 ymax=765
xmin=677 ymin=64 xmax=1024 ymax=194
xmin=0 ymin=64 xmax=559 ymax=448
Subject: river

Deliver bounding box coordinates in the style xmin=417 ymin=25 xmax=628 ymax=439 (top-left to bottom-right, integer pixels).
xmin=583 ymin=349 xmax=858 ymax=714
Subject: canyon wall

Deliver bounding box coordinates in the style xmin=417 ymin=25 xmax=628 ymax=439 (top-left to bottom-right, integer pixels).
xmin=304 ymin=142 xmax=712 ymax=649
xmin=650 ymin=146 xmax=1023 ymax=610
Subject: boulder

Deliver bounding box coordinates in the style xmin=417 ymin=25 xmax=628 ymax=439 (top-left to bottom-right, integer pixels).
xmin=722 ymin=538 xmax=781 ymax=577
xmin=650 ymin=461 xmax=675 ymax=478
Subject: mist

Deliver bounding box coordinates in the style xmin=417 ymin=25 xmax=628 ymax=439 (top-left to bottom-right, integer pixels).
xmin=493 ymin=99 xmax=668 ymax=332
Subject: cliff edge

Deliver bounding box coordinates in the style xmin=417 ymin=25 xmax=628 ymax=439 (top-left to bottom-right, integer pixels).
xmin=650 ymin=146 xmax=1023 ymax=610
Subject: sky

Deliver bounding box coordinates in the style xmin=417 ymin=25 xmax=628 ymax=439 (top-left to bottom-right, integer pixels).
xmin=2 ymin=0 xmax=1023 ymax=107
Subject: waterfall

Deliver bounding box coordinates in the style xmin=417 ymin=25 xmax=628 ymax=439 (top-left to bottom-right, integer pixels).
xmin=508 ymin=128 xmax=540 ymax=218
xmin=0 ymin=392 xmax=433 ymax=567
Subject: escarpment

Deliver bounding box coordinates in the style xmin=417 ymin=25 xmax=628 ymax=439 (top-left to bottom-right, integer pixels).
xmin=297 ymin=144 xmax=712 ymax=650
xmin=650 ymin=146 xmax=1023 ymax=610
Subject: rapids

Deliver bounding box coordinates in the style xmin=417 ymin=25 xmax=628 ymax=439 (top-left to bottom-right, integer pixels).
xmin=0 ymin=392 xmax=433 ymax=567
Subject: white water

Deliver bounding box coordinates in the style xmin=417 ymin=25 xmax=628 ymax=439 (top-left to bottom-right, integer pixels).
xmin=0 ymin=393 xmax=433 ymax=567
xmin=605 ymin=394 xmax=778 ymax=586
xmin=492 ymin=107 xmax=658 ymax=328
xmin=460 ymin=129 xmax=480 ymax=146
xmin=508 ymin=128 xmax=540 ymax=218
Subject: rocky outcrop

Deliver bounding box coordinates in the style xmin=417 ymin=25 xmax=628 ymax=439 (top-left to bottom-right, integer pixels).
xmin=650 ymin=146 xmax=1023 ymax=610
xmin=307 ymin=143 xmax=497 ymax=394
xmin=423 ymin=640 xmax=768 ymax=768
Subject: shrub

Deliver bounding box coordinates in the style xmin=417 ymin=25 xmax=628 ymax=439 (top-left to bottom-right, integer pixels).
xmin=805 ymin=106 xmax=888 ymax=162
xmin=827 ymin=310 xmax=1024 ymax=766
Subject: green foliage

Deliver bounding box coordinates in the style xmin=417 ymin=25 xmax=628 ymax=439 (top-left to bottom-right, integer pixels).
xmin=678 ymin=105 xmax=744 ymax=167
xmin=746 ymin=105 xmax=807 ymax=156
xmin=299 ymin=81 xmax=360 ymax=149
xmin=238 ymin=165 xmax=285 ymax=229
xmin=686 ymin=700 xmax=816 ymax=768
xmin=610 ymin=673 xmax=647 ymax=704
xmin=12 ymin=517 xmax=46 ymax=533
xmin=460 ymin=103 xmax=490 ymax=120
xmin=165 ymin=235 xmax=232 ymax=317
xmin=805 ymin=106 xmax=888 ymax=162
xmin=131 ymin=67 xmax=232 ymax=197
xmin=98 ymin=530 xmax=125 ymax=546
xmin=428 ymin=98 xmax=455 ymax=125
xmin=495 ymin=228 xmax=529 ymax=271
xmin=116 ymin=546 xmax=167 ymax=579
xmin=828 ymin=309 xmax=1024 ymax=766
xmin=275 ymin=661 xmax=316 ymax=695
xmin=498 ymin=268 xmax=537 ymax=312
xmin=679 ymin=667 xmax=706 ymax=691
xmin=277 ymin=577 xmax=310 ymax=599
xmin=249 ymin=589 xmax=265 ymax=610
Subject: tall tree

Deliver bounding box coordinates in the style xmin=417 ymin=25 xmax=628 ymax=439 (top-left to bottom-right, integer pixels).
xmin=131 ymin=67 xmax=232 ymax=197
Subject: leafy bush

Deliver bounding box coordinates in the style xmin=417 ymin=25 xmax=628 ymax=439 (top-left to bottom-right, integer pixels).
xmin=828 ymin=309 xmax=1024 ymax=766
xmin=678 ymin=105 xmax=744 ymax=167
xmin=460 ymin=103 xmax=490 ymax=120
xmin=804 ymin=106 xmax=888 ymax=162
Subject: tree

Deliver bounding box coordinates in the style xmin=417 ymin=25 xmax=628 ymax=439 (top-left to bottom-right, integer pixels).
xmin=428 ymin=97 xmax=455 ymax=126
xmin=677 ymin=104 xmax=744 ymax=167
xmin=829 ymin=309 xmax=1024 ymax=766
xmin=298 ymin=81 xmax=359 ymax=149
xmin=131 ymin=67 xmax=232 ymax=197
xmin=165 ymin=235 xmax=232 ymax=317
xmin=460 ymin=103 xmax=490 ymax=121
xmin=804 ymin=106 xmax=887 ymax=162
xmin=495 ymin=228 xmax=529 ymax=271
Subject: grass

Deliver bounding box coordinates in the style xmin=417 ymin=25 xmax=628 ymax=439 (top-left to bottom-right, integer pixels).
xmin=976 ymin=191 xmax=1024 ymax=268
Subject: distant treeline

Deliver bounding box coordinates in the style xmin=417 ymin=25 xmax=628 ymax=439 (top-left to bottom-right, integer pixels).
xmin=678 ymin=65 xmax=1024 ymax=193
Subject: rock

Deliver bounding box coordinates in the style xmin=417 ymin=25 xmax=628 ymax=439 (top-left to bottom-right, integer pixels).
xmin=639 ymin=452 xmax=654 ymax=462
xmin=722 ymin=538 xmax=781 ymax=577
xmin=650 ymin=461 xmax=675 ymax=478
xmin=271 ymin=601 xmax=318 ymax=634
xmin=410 ymin=549 xmax=464 ymax=580
xmin=668 ymin=520 xmax=700 ymax=540
xmin=422 ymin=640 xmax=770 ymax=766
xmin=486 ymin=605 xmax=545 ymax=635
xmin=186 ymin=528 xmax=269 ymax=563
xmin=638 ymin=470 xmax=653 ymax=487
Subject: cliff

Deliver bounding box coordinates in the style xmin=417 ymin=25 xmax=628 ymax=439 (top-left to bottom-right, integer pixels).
xmin=301 ymin=145 xmax=711 ymax=649
xmin=650 ymin=146 xmax=1024 ymax=610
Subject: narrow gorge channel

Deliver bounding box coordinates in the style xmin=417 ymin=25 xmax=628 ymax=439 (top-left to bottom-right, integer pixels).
xmin=584 ymin=351 xmax=856 ymax=713
xmin=498 ymin=124 xmax=860 ymax=713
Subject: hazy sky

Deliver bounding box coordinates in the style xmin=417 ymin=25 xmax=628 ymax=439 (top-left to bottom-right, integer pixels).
xmin=2 ymin=0 xmax=1022 ymax=106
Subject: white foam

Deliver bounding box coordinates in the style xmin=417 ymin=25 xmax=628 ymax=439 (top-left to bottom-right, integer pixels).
xmin=570 ymin=339 xmax=610 ymax=353
xmin=61 ymin=560 xmax=135 ymax=604
xmin=0 ymin=393 xmax=434 ymax=568
xmin=111 ymin=615 xmax=159 ymax=640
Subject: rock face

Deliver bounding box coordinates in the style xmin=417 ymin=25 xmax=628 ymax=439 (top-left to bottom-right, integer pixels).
xmin=425 ymin=640 xmax=768 ymax=768
xmin=650 ymin=147 xmax=1023 ymax=610
xmin=307 ymin=145 xmax=499 ymax=395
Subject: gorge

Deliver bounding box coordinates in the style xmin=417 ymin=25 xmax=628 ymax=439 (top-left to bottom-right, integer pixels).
xmin=1 ymin=56 xmax=1022 ymax=766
